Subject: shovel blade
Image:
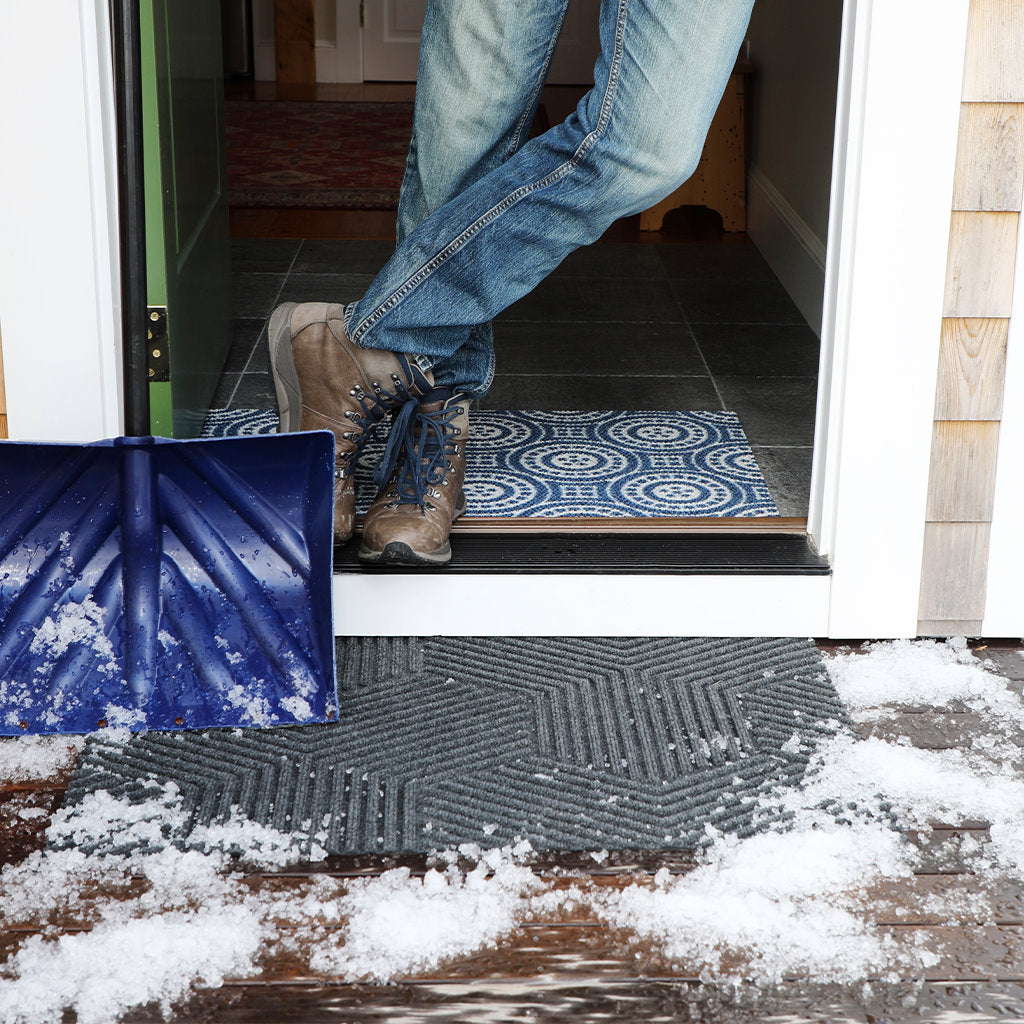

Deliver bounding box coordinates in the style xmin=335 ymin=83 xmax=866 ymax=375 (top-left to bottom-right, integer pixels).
xmin=0 ymin=432 xmax=336 ymax=735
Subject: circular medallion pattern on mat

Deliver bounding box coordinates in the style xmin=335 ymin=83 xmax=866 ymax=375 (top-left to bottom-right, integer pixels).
xmin=526 ymin=409 xmax=611 ymax=425
xmin=613 ymin=472 xmax=743 ymax=516
xmin=462 ymin=473 xmax=551 ymax=515
xmin=518 ymin=442 xmax=632 ymax=481
xmin=201 ymin=409 xmax=277 ymax=436
xmin=702 ymin=444 xmax=765 ymax=482
xmin=469 ymin=414 xmax=539 ymax=448
xmin=604 ymin=414 xmax=712 ymax=451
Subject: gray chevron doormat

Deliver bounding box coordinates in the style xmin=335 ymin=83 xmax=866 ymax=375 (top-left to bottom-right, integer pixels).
xmin=63 ymin=637 xmax=847 ymax=854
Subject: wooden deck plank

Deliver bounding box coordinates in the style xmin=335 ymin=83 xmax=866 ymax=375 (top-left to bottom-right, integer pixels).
xmin=853 ymin=710 xmax=1018 ymax=750
xmin=113 ymin=979 xmax=855 ymax=1024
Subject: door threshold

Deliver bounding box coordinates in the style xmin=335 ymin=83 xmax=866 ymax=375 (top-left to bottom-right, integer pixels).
xmin=335 ymin=531 xmax=829 ymax=575
xmin=352 ymin=515 xmax=809 ymax=535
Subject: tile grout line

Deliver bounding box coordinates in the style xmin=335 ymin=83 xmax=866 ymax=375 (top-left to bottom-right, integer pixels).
xmin=673 ymin=290 xmax=728 ymax=414
xmin=234 ymin=256 xmax=299 ymax=386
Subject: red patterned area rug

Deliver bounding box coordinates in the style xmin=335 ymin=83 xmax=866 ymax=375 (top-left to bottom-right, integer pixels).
xmin=225 ymin=100 xmax=412 ymax=209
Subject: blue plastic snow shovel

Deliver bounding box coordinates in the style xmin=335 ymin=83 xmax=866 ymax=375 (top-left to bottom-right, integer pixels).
xmin=0 ymin=1 xmax=336 ymax=735
xmin=0 ymin=433 xmax=336 ymax=734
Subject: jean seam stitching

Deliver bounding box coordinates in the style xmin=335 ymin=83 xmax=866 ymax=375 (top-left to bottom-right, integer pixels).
xmin=507 ymin=1 xmax=573 ymax=158
xmin=351 ymin=0 xmax=629 ymax=346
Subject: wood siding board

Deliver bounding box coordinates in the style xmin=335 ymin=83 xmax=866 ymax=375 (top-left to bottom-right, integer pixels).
xmin=919 ymin=522 xmax=991 ymax=622
xmin=926 ymin=421 xmax=1001 ymax=521
xmin=928 ymin=1 xmax=1024 ymax=634
xmin=943 ymin=212 xmax=1019 ymax=317
xmin=953 ymin=103 xmax=1024 ymax=212
xmin=935 ymin=318 xmax=1009 ymax=420
xmin=962 ymin=0 xmax=1024 ymax=102
xmin=917 ymin=619 xmax=985 ymax=637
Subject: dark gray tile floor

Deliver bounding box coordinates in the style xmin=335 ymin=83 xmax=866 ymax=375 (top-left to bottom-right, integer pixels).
xmin=218 ymin=237 xmax=819 ymax=516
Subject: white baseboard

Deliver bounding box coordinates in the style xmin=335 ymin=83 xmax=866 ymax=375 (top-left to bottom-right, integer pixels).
xmin=747 ymin=165 xmax=827 ymax=337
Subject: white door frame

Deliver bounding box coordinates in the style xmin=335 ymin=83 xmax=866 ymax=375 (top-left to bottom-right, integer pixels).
xmin=336 ymin=0 xmax=971 ymax=638
xmin=0 ymin=1 xmax=974 ymax=638
xmin=0 ymin=0 xmax=123 ymax=442
xmin=808 ymin=0 xmax=969 ymax=637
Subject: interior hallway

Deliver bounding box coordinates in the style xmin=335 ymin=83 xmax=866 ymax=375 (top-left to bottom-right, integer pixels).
xmin=217 ymin=221 xmax=819 ymax=517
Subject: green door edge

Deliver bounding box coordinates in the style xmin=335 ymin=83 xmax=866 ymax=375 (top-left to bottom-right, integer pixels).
xmin=140 ymin=0 xmax=232 ymax=438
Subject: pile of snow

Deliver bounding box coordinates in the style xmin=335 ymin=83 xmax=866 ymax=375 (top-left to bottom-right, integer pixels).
xmin=601 ymin=639 xmax=1024 ymax=981
xmin=0 ymin=786 xmax=543 ymax=1024
xmin=0 ymin=735 xmax=85 ymax=783
xmin=1 ymin=639 xmax=1022 ymax=1022
xmin=308 ymin=842 xmax=542 ymax=981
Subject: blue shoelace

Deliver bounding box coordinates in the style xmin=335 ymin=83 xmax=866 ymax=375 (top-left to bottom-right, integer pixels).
xmin=337 ymin=377 xmax=421 ymax=477
xmin=373 ymin=397 xmax=461 ymax=507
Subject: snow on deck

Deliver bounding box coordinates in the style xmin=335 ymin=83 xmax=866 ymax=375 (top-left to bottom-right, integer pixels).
xmin=0 ymin=639 xmax=1022 ymax=1023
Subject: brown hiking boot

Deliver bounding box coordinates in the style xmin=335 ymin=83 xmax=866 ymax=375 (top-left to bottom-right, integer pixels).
xmin=268 ymin=301 xmax=433 ymax=543
xmin=358 ymin=391 xmax=469 ymax=567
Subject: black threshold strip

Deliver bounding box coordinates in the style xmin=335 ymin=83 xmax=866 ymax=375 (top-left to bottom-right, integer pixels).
xmin=334 ymin=533 xmax=831 ymax=575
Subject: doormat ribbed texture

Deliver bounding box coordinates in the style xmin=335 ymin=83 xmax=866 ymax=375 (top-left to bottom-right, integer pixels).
xmin=202 ymin=408 xmax=779 ymax=518
xmin=64 ymin=638 xmax=847 ymax=855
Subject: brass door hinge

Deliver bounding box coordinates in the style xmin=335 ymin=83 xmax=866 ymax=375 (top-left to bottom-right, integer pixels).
xmin=146 ymin=307 xmax=169 ymax=382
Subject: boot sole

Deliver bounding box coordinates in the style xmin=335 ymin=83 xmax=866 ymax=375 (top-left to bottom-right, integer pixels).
xmin=357 ymin=492 xmax=467 ymax=568
xmin=268 ymin=302 xmax=302 ymax=433
xmin=358 ymin=540 xmax=452 ymax=568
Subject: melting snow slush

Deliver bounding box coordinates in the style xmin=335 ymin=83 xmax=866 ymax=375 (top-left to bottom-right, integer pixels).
xmin=1 ymin=638 xmax=1022 ymax=1022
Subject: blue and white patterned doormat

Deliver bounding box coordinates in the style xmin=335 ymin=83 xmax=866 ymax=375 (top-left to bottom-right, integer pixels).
xmin=203 ymin=408 xmax=778 ymax=518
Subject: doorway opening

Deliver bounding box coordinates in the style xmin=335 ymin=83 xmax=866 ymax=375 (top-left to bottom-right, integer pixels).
xmin=212 ymin=0 xmax=843 ymax=544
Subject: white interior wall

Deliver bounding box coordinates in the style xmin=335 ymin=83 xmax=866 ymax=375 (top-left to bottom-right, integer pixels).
xmin=746 ymin=0 xmax=844 ymax=336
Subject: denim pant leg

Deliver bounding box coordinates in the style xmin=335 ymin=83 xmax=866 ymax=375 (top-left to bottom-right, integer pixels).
xmin=347 ymin=0 xmax=755 ymax=396
xmin=395 ymin=0 xmax=572 ymax=396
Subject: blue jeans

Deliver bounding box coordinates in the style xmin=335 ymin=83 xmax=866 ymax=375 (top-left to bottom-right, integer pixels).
xmin=344 ymin=0 xmax=754 ymax=397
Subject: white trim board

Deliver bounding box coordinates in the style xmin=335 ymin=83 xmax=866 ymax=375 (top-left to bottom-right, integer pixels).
xmin=334 ymin=573 xmax=832 ymax=637
xmin=747 ymin=164 xmax=827 ymax=337
xmin=807 ymin=0 xmax=970 ymax=638
xmin=0 ymin=0 xmax=122 ymax=442
xmin=983 ymin=208 xmax=1024 ymax=638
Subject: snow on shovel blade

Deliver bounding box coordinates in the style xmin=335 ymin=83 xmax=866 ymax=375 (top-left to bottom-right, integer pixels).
xmin=0 ymin=432 xmax=336 ymax=735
